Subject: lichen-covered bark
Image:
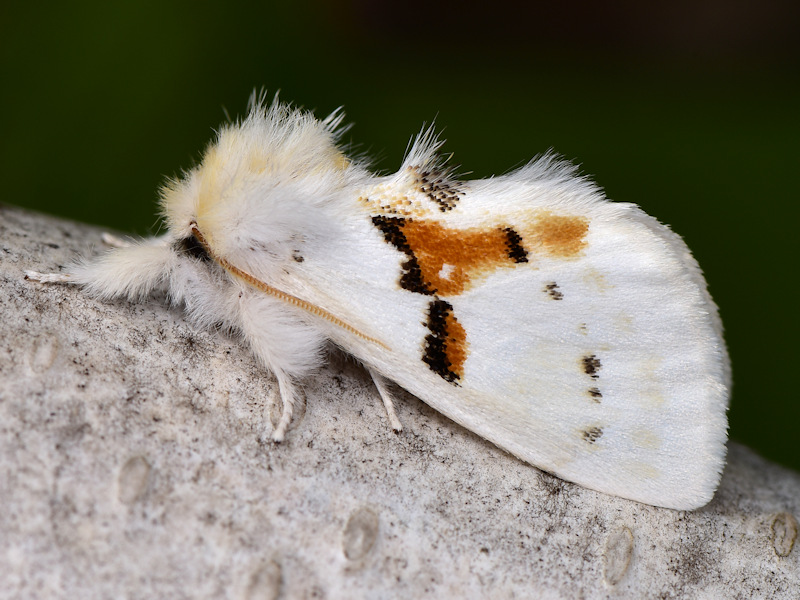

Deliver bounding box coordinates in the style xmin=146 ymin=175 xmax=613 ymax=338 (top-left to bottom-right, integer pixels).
xmin=1 ymin=203 xmax=798 ymax=599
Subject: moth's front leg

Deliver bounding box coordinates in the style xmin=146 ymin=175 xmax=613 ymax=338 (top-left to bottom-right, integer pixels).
xmin=100 ymin=232 xmax=133 ymax=248
xmin=235 ymin=290 xmax=326 ymax=442
xmin=25 ymin=235 xmax=176 ymax=301
xmin=101 ymin=232 xmax=172 ymax=248
xmin=24 ymin=231 xmax=135 ymax=284
xmin=24 ymin=271 xmax=73 ymax=284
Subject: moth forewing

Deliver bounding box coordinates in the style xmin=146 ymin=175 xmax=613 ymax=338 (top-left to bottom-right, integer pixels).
xmin=316 ymin=183 xmax=728 ymax=510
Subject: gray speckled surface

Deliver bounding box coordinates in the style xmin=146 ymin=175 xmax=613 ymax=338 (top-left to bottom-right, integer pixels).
xmin=1 ymin=204 xmax=798 ymax=599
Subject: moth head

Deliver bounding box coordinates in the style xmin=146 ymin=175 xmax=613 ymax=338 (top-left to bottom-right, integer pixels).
xmin=159 ymin=100 xmax=358 ymax=277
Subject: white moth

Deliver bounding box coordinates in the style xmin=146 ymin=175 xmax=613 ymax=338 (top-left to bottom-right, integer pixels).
xmin=26 ymin=98 xmax=730 ymax=510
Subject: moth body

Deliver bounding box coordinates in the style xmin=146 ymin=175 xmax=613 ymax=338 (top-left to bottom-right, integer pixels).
xmin=26 ymin=99 xmax=730 ymax=510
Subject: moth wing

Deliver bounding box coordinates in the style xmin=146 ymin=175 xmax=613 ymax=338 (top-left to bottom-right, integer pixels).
xmin=435 ymin=195 xmax=729 ymax=511
xmin=239 ymin=161 xmax=729 ymax=510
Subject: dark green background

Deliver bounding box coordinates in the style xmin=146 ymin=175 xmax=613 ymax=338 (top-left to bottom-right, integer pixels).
xmin=2 ymin=2 xmax=798 ymax=472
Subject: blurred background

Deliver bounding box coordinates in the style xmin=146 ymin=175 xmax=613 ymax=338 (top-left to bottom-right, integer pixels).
xmin=2 ymin=1 xmax=798 ymax=473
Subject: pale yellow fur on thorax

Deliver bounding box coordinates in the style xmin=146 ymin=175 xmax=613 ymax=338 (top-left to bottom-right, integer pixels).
xmin=163 ymin=124 xmax=351 ymax=252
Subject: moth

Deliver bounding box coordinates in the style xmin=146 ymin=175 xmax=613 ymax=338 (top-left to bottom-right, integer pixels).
xmin=26 ymin=98 xmax=730 ymax=510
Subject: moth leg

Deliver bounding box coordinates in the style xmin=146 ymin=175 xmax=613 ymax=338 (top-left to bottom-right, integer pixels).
xmin=25 ymin=231 xmax=174 ymax=296
xmin=271 ymin=369 xmax=299 ymax=443
xmin=235 ymin=290 xmax=325 ymax=444
xmin=24 ymin=271 xmax=72 ymax=283
xmin=368 ymin=367 xmax=403 ymax=432
xmin=101 ymin=232 xmax=132 ymax=248
xmin=26 ymin=239 xmax=175 ymax=300
xmin=101 ymin=232 xmax=171 ymax=248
